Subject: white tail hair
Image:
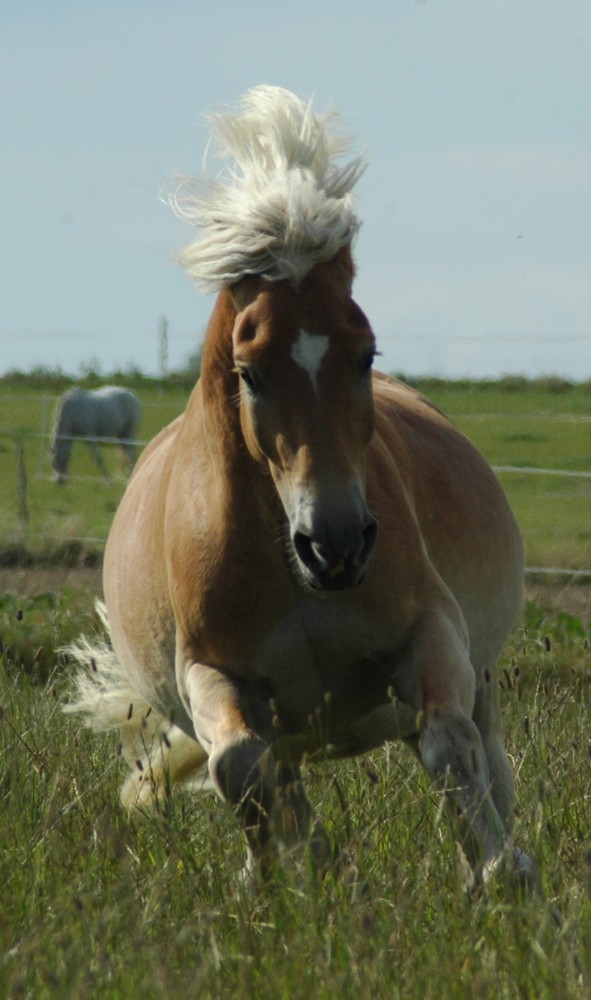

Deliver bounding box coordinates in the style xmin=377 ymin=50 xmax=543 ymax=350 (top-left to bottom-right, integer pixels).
xmin=169 ymin=85 xmax=366 ymax=292
xmin=63 ymin=602 xmax=211 ymax=810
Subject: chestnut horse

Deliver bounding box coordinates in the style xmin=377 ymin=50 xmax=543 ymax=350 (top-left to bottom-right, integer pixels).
xmin=67 ymin=87 xmax=534 ymax=887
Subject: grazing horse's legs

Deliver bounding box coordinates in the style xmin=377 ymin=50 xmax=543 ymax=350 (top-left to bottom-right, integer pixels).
xmin=119 ymin=422 xmax=137 ymax=477
xmin=88 ymin=439 xmax=109 ymax=483
xmin=121 ymin=442 xmax=136 ymax=476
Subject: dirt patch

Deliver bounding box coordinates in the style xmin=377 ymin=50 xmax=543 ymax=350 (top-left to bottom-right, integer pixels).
xmin=0 ymin=565 xmax=104 ymax=600
xmin=526 ymin=581 xmax=591 ymax=625
xmin=1 ymin=564 xmax=590 ymax=626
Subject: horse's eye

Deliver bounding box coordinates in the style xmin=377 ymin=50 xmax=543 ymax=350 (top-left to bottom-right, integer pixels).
xmin=237 ymin=366 xmax=259 ymax=395
xmin=360 ymin=352 xmax=375 ymax=376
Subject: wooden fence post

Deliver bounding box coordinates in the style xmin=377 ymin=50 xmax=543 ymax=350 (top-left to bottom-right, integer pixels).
xmin=15 ymin=438 xmax=29 ymax=534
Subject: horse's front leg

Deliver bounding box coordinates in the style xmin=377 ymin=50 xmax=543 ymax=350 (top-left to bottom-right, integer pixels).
xmin=179 ymin=650 xmax=327 ymax=877
xmin=406 ymin=607 xmax=531 ymax=888
xmin=121 ymin=442 xmax=136 ymax=477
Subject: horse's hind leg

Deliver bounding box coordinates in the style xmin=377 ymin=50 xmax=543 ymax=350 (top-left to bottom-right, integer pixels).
xmin=89 ymin=440 xmax=109 ymax=483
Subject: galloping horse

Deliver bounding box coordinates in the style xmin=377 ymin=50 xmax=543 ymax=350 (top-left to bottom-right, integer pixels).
xmin=51 ymin=385 xmax=141 ymax=483
xmin=67 ymin=87 xmax=534 ymax=887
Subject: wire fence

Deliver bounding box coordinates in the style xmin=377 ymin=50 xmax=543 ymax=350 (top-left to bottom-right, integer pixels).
xmin=1 ymin=394 xmax=590 ymax=581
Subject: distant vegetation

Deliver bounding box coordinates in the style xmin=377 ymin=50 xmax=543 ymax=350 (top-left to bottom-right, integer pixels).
xmin=2 ymin=362 xmax=590 ymax=396
xmin=0 ymin=353 xmax=202 ymax=394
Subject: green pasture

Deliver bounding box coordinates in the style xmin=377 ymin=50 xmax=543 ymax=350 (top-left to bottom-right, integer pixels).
xmin=1 ymin=376 xmax=590 ymax=997
xmin=1 ymin=596 xmax=590 ymax=998
xmin=0 ymin=382 xmax=188 ymax=555
xmin=0 ymin=375 xmax=589 ymax=572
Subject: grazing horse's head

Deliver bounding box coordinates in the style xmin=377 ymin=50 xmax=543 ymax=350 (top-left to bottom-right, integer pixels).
xmin=229 ymin=251 xmax=378 ymax=591
xmin=51 ymin=437 xmax=70 ymax=484
xmin=172 ymin=85 xmax=379 ymax=590
xmin=50 ymin=390 xmax=77 ymax=483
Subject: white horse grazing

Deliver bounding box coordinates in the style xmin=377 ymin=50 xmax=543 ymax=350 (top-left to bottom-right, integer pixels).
xmin=51 ymin=386 xmax=141 ymax=483
xmin=65 ymin=87 xmax=536 ymax=890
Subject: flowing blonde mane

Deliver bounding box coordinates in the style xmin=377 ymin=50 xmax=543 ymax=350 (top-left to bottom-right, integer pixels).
xmin=169 ymin=86 xmax=366 ymax=292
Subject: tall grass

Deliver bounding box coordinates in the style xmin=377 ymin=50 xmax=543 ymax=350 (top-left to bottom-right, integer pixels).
xmin=1 ymin=603 xmax=590 ymax=998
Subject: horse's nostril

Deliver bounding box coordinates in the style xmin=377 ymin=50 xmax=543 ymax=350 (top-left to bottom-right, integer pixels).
xmin=293 ymin=532 xmax=341 ymax=575
xmin=311 ymin=540 xmax=332 ymax=571
xmin=292 ymin=531 xmax=317 ymax=572
xmin=292 ymin=515 xmax=377 ymax=589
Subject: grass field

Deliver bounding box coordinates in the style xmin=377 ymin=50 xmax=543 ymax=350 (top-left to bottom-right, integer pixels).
xmin=1 ymin=374 xmax=590 ymax=998
xmin=0 ymin=598 xmax=590 ymax=998
xmin=0 ymin=379 xmax=188 ymax=555
xmin=418 ymin=378 xmax=591 ymax=573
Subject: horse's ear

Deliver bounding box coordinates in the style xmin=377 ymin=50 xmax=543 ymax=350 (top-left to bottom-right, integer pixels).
xmin=232 ymin=306 xmax=258 ymax=350
xmin=228 ymin=276 xmax=260 ymax=313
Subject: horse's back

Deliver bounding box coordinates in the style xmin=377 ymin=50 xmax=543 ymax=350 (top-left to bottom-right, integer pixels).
xmin=55 ymin=385 xmax=140 ymax=435
xmin=94 ymin=386 xmax=141 ymax=433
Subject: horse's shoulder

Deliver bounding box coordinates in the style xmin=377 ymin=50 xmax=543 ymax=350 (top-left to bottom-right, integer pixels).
xmin=372 ymin=372 xmax=454 ymax=434
xmin=370 ymin=371 xmax=492 ymax=488
xmin=131 ymin=414 xmax=182 ymax=477
xmin=374 ymin=373 xmax=464 ymax=456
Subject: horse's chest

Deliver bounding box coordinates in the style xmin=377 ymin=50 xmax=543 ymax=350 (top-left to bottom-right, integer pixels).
xmin=249 ymin=600 xmax=400 ymax=730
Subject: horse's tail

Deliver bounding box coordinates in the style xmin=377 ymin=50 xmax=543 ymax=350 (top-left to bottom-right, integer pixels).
xmin=62 ymin=601 xmax=211 ymax=811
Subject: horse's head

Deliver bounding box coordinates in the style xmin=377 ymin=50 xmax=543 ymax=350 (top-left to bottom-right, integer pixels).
xmin=50 ymin=436 xmax=70 ymax=483
xmin=174 ymin=87 xmax=378 ymax=588
xmin=50 ymin=428 xmax=71 ymax=483
xmin=230 ymin=251 xmax=378 ymax=592
xmin=50 ymin=390 xmax=78 ymax=483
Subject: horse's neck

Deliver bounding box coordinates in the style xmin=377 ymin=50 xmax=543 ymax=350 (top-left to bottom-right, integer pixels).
xmin=184 ymin=290 xmax=276 ymax=523
xmin=189 ymin=290 xmax=241 ymax=451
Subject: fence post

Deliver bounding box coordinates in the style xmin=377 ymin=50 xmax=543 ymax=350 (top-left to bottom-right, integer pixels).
xmin=37 ymin=394 xmax=51 ymax=477
xmin=159 ymin=315 xmax=169 ymax=380
xmin=15 ymin=438 xmax=29 ymax=534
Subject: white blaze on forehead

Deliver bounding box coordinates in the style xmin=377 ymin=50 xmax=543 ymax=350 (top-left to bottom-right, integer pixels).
xmin=290 ymin=330 xmax=329 ymax=393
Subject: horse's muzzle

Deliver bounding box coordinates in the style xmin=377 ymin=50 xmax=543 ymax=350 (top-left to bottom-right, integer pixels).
xmin=292 ymin=514 xmax=378 ymax=591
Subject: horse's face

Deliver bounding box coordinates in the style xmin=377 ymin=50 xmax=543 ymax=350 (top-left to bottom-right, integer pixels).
xmin=231 ymin=261 xmax=378 ymax=591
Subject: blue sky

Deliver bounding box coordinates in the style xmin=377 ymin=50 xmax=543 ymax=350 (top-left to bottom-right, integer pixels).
xmin=1 ymin=0 xmax=590 ymax=378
